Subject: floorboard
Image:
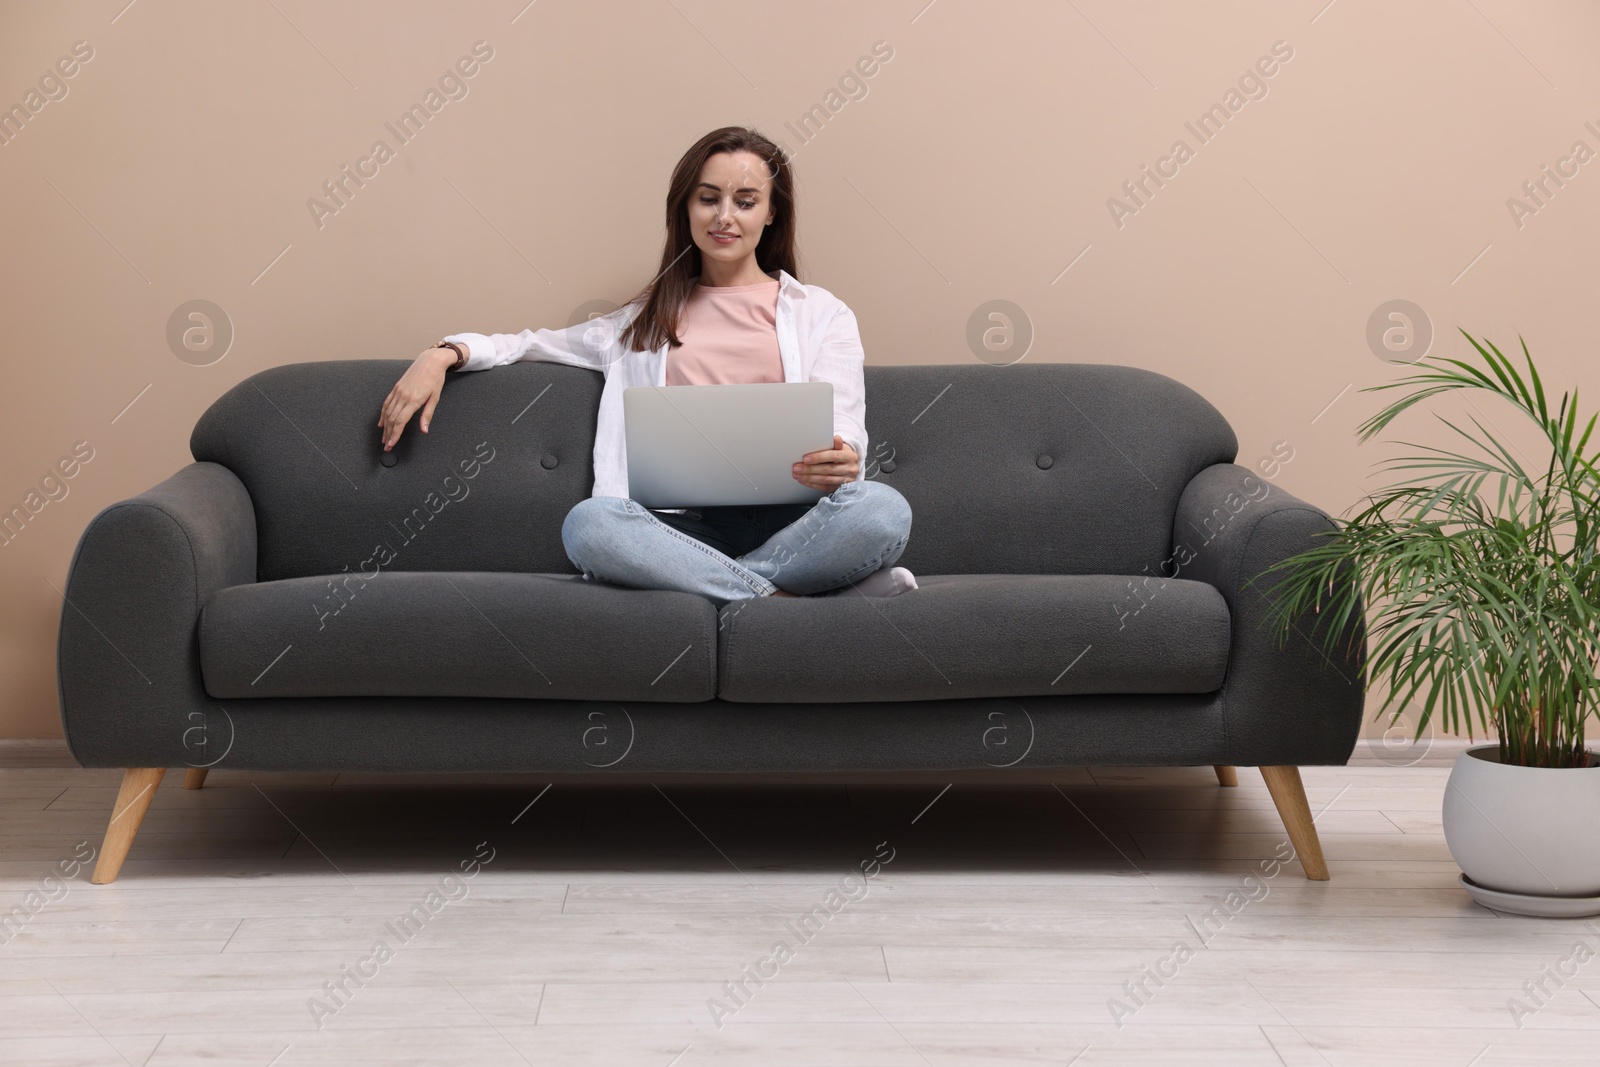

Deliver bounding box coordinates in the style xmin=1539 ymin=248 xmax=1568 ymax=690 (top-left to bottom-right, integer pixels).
xmin=5 ymin=739 xmax=1595 ymax=1066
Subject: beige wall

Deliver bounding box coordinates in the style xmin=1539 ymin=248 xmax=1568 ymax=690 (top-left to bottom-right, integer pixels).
xmin=3 ymin=1 xmax=1596 ymax=745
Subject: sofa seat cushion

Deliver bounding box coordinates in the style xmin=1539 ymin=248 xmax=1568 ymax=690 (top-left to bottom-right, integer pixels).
xmin=716 ymin=573 xmax=1230 ymax=703
xmin=199 ymin=572 xmax=718 ymax=701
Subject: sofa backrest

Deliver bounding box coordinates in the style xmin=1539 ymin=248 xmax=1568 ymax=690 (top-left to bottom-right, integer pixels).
xmin=191 ymin=360 xmax=1237 ymax=583
xmin=863 ymin=363 xmax=1236 ymax=577
xmin=192 ymin=360 xmax=600 ymax=583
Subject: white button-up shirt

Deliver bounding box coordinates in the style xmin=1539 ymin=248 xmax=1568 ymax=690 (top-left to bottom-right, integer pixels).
xmin=445 ymin=268 xmax=867 ymax=503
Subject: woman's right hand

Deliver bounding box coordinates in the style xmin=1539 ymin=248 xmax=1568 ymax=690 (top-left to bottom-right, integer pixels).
xmin=379 ymin=347 xmax=457 ymax=451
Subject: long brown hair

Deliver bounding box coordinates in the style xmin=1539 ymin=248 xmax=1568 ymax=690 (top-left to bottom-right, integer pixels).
xmin=618 ymin=126 xmax=799 ymax=354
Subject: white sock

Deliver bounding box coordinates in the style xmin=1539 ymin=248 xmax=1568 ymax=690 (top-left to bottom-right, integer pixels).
xmin=826 ymin=566 xmax=917 ymax=598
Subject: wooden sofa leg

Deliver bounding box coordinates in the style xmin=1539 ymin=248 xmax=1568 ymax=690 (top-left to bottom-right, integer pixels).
xmin=183 ymin=769 xmax=208 ymax=790
xmin=1260 ymin=765 xmax=1329 ymax=880
xmin=1213 ymin=765 xmax=1238 ymax=787
xmin=91 ymin=768 xmax=166 ymax=884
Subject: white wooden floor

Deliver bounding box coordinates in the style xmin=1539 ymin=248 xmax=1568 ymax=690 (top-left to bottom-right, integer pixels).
xmin=3 ymin=740 xmax=1597 ymax=1066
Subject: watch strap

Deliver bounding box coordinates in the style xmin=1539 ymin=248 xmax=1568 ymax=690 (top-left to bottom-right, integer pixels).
xmin=434 ymin=341 xmax=467 ymax=370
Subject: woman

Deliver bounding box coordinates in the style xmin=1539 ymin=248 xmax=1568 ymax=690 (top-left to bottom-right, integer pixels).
xmin=377 ymin=126 xmax=915 ymax=605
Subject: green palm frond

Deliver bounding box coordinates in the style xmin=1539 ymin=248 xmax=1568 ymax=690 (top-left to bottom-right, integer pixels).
xmin=1246 ymin=330 xmax=1600 ymax=768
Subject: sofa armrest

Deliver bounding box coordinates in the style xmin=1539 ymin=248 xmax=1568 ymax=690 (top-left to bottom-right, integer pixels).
xmin=1171 ymin=463 xmax=1366 ymax=766
xmin=57 ymin=462 xmax=257 ymax=768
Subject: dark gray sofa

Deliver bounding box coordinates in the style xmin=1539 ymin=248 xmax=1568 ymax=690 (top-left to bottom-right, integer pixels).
xmin=56 ymin=360 xmax=1366 ymax=883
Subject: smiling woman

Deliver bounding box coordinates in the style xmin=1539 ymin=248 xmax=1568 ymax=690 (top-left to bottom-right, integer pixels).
xmin=379 ymin=125 xmax=918 ymax=604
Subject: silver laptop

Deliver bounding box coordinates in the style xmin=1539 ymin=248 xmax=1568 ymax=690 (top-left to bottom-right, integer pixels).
xmin=623 ymin=382 xmax=834 ymax=508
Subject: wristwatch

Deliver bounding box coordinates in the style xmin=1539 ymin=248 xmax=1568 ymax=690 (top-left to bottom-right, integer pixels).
xmin=434 ymin=341 xmax=467 ymax=371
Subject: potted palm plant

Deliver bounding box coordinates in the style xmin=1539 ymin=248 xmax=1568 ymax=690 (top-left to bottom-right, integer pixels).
xmin=1251 ymin=331 xmax=1600 ymax=916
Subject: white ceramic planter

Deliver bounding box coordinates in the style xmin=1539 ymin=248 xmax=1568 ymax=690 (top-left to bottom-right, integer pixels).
xmin=1443 ymin=745 xmax=1600 ymax=899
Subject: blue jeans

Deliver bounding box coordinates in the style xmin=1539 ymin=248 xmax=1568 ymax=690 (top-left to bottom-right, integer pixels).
xmin=561 ymin=479 xmax=912 ymax=603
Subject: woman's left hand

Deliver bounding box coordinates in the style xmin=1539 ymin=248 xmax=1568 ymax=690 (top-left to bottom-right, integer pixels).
xmin=792 ymin=435 xmax=859 ymax=491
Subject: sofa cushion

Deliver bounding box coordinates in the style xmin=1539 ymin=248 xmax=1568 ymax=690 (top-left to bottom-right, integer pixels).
xmin=199 ymin=572 xmax=717 ymax=701
xmin=190 ymin=361 xmax=599 ymax=582
xmin=862 ymin=364 xmax=1239 ymax=578
xmin=716 ymin=573 xmax=1230 ymax=703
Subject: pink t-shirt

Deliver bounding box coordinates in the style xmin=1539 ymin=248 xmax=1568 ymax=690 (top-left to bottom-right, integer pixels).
xmin=665 ymin=278 xmax=783 ymax=386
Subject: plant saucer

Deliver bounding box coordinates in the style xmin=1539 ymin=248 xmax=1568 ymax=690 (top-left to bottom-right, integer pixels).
xmin=1460 ymin=874 xmax=1600 ymax=918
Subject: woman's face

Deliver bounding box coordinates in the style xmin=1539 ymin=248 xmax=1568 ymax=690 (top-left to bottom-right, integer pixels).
xmin=688 ymin=150 xmax=775 ymax=268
